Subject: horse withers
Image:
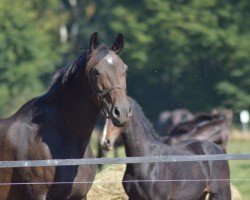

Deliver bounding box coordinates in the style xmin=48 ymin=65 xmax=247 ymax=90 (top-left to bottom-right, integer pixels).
xmin=101 ymin=97 xmax=231 ymax=200
xmin=0 ymin=32 xmax=131 ymax=200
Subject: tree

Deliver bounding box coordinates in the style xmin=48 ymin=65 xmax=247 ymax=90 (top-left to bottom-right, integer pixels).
xmin=92 ymin=0 xmax=250 ymax=120
xmin=1 ymin=0 xmax=250 ymax=121
xmin=0 ymin=0 xmax=61 ymax=116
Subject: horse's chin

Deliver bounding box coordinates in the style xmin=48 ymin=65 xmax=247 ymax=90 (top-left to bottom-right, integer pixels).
xmin=110 ymin=117 xmax=127 ymax=127
xmin=113 ymin=121 xmax=126 ymax=127
xmin=101 ymin=145 xmax=113 ymax=151
xmin=100 ymin=138 xmax=113 ymax=151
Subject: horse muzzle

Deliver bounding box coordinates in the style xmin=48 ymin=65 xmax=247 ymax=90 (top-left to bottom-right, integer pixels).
xmin=109 ymin=103 xmax=132 ymax=127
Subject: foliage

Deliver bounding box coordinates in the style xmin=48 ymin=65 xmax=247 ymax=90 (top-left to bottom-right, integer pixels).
xmin=102 ymin=0 xmax=250 ymax=119
xmin=0 ymin=0 xmax=250 ymax=121
xmin=0 ymin=0 xmax=61 ymax=116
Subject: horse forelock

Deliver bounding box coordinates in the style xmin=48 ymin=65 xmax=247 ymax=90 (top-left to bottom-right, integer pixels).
xmin=52 ymin=52 xmax=88 ymax=86
xmin=85 ymin=44 xmax=109 ymax=74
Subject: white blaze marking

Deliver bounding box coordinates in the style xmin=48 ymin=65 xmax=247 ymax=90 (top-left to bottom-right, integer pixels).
xmin=105 ymin=55 xmax=114 ymax=65
xmin=101 ymin=122 xmax=108 ymax=144
xmin=39 ymin=194 xmax=47 ymax=200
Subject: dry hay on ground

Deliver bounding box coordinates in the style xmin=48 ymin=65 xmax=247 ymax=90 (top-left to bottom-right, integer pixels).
xmin=88 ymin=165 xmax=242 ymax=200
xmin=204 ymin=184 xmax=242 ymax=200
xmin=88 ymin=164 xmax=128 ymax=200
xmin=231 ymin=184 xmax=242 ymax=200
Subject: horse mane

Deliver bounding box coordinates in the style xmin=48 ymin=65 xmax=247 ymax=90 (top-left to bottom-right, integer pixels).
xmin=52 ymin=54 xmax=87 ymax=85
xmin=169 ymin=113 xmax=226 ymax=136
xmin=128 ymin=97 xmax=159 ymax=140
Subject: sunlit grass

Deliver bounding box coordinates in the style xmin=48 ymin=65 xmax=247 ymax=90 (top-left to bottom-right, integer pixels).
xmin=228 ymin=139 xmax=250 ymax=200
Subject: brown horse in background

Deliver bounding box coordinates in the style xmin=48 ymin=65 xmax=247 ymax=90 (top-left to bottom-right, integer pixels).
xmin=156 ymin=109 xmax=194 ymax=135
xmin=0 ymin=33 xmax=131 ymax=200
xmin=162 ymin=113 xmax=230 ymax=148
xmin=101 ymin=97 xmax=231 ymax=199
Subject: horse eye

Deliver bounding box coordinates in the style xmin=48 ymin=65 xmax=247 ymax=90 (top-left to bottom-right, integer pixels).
xmin=92 ymin=69 xmax=100 ymax=76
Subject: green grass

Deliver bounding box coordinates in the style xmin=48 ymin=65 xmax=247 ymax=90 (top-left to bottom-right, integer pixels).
xmin=228 ymin=139 xmax=250 ymax=200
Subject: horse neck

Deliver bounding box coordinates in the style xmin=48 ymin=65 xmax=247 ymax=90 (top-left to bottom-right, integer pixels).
xmin=55 ymin=76 xmax=100 ymax=142
xmin=122 ymin=113 xmax=161 ymax=157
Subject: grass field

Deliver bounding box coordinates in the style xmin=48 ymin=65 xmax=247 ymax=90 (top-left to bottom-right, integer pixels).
xmin=228 ymin=133 xmax=250 ymax=200
xmin=90 ymin=130 xmax=250 ymax=200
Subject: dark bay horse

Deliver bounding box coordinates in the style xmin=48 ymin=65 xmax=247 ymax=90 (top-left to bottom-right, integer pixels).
xmin=0 ymin=32 xmax=131 ymax=200
xmin=161 ymin=113 xmax=230 ymax=148
xmin=101 ymin=97 xmax=231 ymax=200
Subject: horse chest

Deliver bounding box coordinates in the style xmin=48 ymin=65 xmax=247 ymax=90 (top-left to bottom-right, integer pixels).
xmin=14 ymin=130 xmax=95 ymax=199
xmin=47 ymin=146 xmax=96 ymax=199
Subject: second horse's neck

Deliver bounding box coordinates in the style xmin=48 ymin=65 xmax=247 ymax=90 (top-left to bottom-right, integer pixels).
xmin=122 ymin=114 xmax=163 ymax=157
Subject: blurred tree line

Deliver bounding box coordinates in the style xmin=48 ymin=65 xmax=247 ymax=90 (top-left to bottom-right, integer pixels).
xmin=0 ymin=0 xmax=250 ymax=122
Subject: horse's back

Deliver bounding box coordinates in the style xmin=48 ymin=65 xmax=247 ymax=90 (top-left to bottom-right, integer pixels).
xmin=176 ymin=139 xmax=223 ymax=152
xmin=0 ymin=98 xmax=39 ymax=153
xmin=0 ymin=109 xmax=54 ymax=199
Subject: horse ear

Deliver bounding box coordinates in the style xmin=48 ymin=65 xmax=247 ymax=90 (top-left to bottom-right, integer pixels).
xmin=89 ymin=32 xmax=99 ymax=51
xmin=111 ymin=33 xmax=124 ymax=54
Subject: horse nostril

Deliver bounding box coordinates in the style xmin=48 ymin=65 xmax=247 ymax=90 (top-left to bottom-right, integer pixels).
xmin=114 ymin=107 xmax=120 ymax=118
xmin=128 ymin=106 xmax=132 ymax=116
